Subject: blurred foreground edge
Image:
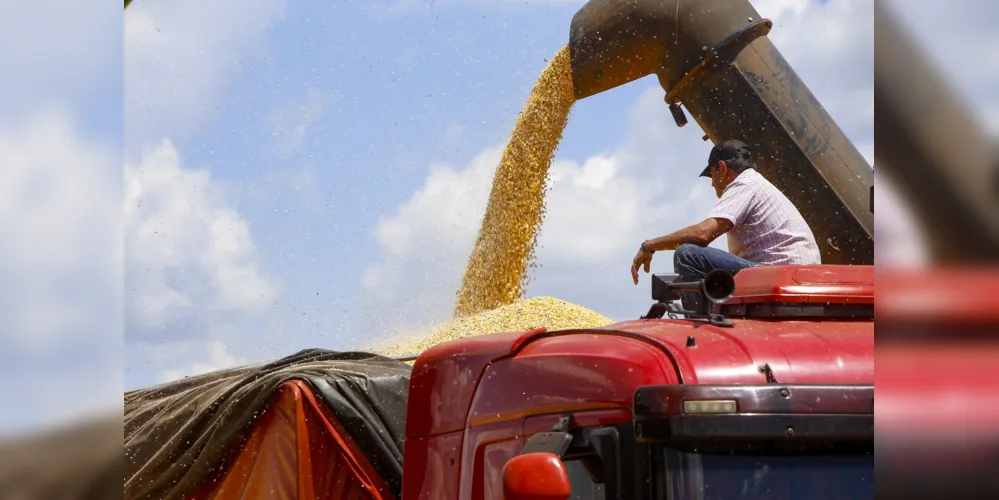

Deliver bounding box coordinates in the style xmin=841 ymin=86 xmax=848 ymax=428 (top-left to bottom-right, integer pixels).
xmin=4 ymin=1 xmax=996 ymax=499
xmin=876 ymin=0 xmax=999 ymax=497
xmin=876 ymin=268 xmax=999 ymax=500
xmin=874 ymin=1 xmax=999 ymax=262
xmin=0 ymin=412 xmax=120 ymax=500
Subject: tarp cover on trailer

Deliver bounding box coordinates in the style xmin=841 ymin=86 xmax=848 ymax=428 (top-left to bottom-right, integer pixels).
xmin=124 ymin=349 xmax=412 ymax=500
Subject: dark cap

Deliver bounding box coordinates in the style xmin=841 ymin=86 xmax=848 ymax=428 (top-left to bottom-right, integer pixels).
xmin=700 ymin=139 xmax=753 ymax=177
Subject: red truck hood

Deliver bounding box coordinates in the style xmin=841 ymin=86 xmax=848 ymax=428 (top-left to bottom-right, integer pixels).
xmin=605 ymin=317 xmax=873 ymax=385
xmin=407 ymin=316 xmax=873 ymax=438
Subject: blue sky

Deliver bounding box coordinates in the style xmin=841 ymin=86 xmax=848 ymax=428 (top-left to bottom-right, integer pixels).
xmin=122 ymin=0 xmax=665 ymax=388
xmin=0 ymin=0 xmax=122 ymax=434
xmin=121 ymin=0 xmax=885 ymax=390
xmin=2 ymin=0 xmax=996 ymax=434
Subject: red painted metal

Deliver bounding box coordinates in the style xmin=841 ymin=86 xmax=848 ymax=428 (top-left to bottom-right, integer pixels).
xmin=402 ymin=264 xmax=876 ymax=499
xmin=501 ymin=453 xmax=571 ymax=500
xmin=452 ymin=408 xmax=634 ymax=500
xmin=400 ymin=431 xmax=463 ymax=499
xmin=608 ymin=319 xmax=874 ymax=384
xmin=726 ymin=264 xmax=874 ymax=305
xmin=509 ymin=327 xmax=551 ymax=353
xmin=406 ymin=331 xmax=527 ymax=438
xmin=876 ymin=268 xmax=999 ymax=324
xmin=467 ymin=334 xmax=675 ymax=427
xmin=459 ymin=421 xmax=525 ymax=500
xmin=875 ymin=271 xmax=999 ymax=486
xmin=635 ymin=384 xmax=874 ymax=416
xmin=452 ymin=319 xmax=873 ymax=432
xmin=877 ymin=342 xmax=999 ymax=432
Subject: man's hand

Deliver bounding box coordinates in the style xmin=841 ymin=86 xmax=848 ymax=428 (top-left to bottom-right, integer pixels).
xmin=631 ymin=218 xmax=732 ymax=284
xmin=631 ymin=245 xmax=653 ymax=285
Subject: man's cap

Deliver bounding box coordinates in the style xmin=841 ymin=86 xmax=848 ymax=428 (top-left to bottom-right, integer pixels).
xmin=700 ymin=139 xmax=754 ymax=177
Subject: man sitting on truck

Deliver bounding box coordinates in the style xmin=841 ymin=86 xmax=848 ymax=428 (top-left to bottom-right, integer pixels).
xmin=630 ymin=139 xmax=821 ymax=309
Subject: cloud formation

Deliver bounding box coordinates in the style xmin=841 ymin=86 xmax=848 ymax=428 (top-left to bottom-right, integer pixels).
xmin=125 ymin=139 xmax=280 ymax=382
xmin=126 ymin=139 xmax=279 ymax=331
xmin=157 ymin=340 xmax=247 ymax=383
xmin=360 ymin=147 xmax=499 ymax=336
xmin=361 ymin=0 xmax=876 ymax=329
xmin=0 ymin=108 xmax=121 ymax=433
xmin=359 ymin=84 xmax=725 ymax=333
xmin=125 ymin=0 xmax=287 ymax=151
xmin=267 ymin=88 xmax=328 ymax=155
xmin=123 ymin=0 xmax=298 ymax=386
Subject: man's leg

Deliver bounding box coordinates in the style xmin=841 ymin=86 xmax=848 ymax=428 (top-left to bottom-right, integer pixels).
xmin=673 ymin=244 xmax=757 ymax=312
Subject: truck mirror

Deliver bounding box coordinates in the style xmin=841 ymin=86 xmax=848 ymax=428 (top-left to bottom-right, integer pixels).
xmin=502 ymin=452 xmax=571 ymax=500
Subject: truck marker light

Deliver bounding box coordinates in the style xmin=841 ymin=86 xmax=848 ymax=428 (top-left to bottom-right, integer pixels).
xmin=683 ymin=400 xmax=738 ymax=414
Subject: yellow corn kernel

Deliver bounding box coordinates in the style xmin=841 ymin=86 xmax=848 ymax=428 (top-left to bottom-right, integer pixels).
xmin=453 ymin=45 xmax=577 ymax=318
xmin=372 ymin=296 xmax=612 ymax=359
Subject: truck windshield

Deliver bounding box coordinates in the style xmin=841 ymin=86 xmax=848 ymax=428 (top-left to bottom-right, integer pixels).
xmin=656 ymin=446 xmax=874 ymax=500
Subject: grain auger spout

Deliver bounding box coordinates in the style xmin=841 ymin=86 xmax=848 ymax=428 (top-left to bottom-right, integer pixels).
xmin=567 ymin=0 xmax=875 ymax=265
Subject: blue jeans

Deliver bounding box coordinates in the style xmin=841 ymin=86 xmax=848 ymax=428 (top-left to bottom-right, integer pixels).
xmin=673 ymin=244 xmax=758 ymax=312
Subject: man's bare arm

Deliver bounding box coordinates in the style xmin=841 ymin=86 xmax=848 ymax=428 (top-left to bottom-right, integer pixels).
xmin=643 ymin=217 xmax=733 ymax=251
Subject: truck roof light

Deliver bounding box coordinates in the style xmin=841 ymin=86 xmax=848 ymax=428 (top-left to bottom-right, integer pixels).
xmin=633 ymin=384 xmax=874 ymax=443
xmin=683 ymin=400 xmax=737 ymax=414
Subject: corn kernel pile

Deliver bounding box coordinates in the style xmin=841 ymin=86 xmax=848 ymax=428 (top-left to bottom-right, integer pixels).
xmin=453 ymin=45 xmax=577 ymax=318
xmin=374 ymin=296 xmax=613 ymax=358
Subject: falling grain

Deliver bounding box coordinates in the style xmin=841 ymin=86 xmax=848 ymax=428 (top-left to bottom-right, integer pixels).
xmin=453 ymin=45 xmax=577 ymax=318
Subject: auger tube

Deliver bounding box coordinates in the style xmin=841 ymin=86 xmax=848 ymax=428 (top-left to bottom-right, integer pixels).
xmin=569 ymin=0 xmax=874 ymax=265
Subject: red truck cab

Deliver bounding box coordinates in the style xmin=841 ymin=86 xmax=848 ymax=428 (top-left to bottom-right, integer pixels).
xmin=402 ymin=265 xmax=875 ymax=499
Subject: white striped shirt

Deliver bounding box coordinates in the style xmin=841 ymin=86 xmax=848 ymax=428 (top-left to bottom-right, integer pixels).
xmin=707 ymin=169 xmax=822 ymax=265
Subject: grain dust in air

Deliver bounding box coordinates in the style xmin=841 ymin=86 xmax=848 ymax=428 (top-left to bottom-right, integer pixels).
xmin=370 ymin=46 xmax=615 ymax=360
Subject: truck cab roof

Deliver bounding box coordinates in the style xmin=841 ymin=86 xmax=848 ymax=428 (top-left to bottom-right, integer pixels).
xmin=407 ymin=264 xmax=874 ymax=438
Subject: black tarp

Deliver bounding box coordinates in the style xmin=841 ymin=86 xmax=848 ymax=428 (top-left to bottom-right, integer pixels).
xmin=124 ymin=349 xmax=412 ymax=500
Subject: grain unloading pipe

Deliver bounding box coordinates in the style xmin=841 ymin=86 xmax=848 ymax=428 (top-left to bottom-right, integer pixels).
xmin=568 ymin=0 xmax=874 ymax=265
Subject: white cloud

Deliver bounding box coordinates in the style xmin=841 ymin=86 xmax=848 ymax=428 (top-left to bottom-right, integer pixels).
xmin=0 ymin=108 xmax=120 ymax=353
xmin=751 ymin=0 xmax=809 ymax=21
xmin=529 ymin=89 xmax=729 ymax=319
xmin=360 ymin=147 xmax=499 ymax=334
xmin=125 ymin=0 xmax=287 ymax=152
xmin=157 ymin=341 xmax=246 ymax=383
xmin=123 ymin=0 xmax=299 ymax=385
xmin=267 ymin=88 xmax=328 ymax=155
xmin=125 ymin=139 xmax=279 ymax=335
xmin=360 ymin=85 xmax=726 ymax=329
xmin=540 ymin=146 xmax=720 ymax=268
xmin=0 ymin=107 xmax=121 ymax=434
xmin=362 ymin=0 xmax=875 ymax=328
